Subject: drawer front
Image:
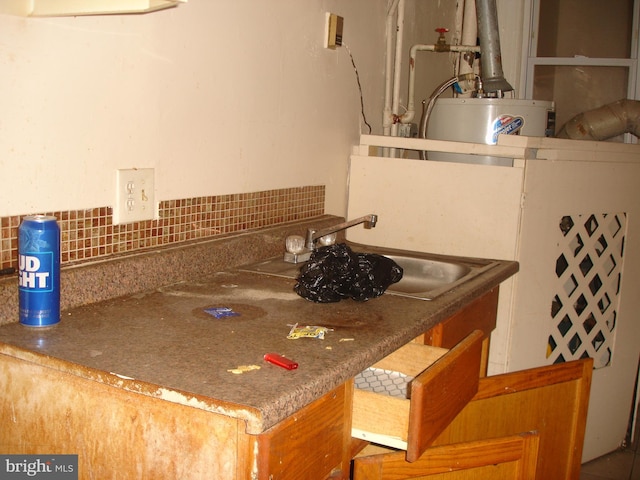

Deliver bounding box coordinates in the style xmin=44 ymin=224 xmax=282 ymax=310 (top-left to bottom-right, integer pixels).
xmin=407 ymin=329 xmax=483 ymax=461
xmin=352 ymin=330 xmax=484 ymax=462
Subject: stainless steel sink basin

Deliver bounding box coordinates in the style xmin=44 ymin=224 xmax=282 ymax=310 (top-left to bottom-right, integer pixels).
xmin=238 ymin=243 xmax=498 ymax=300
xmin=383 ymin=255 xmax=470 ymax=294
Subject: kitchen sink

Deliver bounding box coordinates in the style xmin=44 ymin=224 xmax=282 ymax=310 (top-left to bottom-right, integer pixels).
xmin=238 ymin=243 xmax=498 ymax=300
xmin=383 ymin=255 xmax=470 ymax=294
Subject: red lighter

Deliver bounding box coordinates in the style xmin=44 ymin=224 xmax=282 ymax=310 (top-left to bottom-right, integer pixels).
xmin=264 ymin=353 xmax=298 ymax=370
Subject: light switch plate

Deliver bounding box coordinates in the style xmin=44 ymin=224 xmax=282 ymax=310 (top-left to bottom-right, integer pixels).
xmin=325 ymin=12 xmax=343 ymax=49
xmin=113 ymin=168 xmax=155 ymax=225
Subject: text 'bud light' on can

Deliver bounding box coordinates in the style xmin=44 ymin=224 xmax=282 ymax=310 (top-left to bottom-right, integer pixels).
xmin=18 ymin=215 xmax=60 ymax=327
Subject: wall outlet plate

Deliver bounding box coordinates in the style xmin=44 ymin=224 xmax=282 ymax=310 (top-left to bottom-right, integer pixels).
xmin=113 ymin=168 xmax=156 ymax=225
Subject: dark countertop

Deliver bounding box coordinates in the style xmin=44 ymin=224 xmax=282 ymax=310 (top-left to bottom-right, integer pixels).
xmin=0 ymin=264 xmax=517 ymax=434
xmin=0 ymin=221 xmax=518 ymax=434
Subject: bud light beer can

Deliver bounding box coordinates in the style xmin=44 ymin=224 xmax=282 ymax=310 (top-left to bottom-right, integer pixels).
xmin=18 ymin=215 xmax=60 ymax=327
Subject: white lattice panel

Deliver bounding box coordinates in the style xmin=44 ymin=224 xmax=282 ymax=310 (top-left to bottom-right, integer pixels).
xmin=548 ymin=213 xmax=626 ymax=369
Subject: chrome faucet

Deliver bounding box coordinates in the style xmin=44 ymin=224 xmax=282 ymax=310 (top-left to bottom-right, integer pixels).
xmin=306 ymin=214 xmax=378 ymax=250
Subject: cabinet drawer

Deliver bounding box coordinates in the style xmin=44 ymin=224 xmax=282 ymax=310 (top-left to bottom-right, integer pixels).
xmin=352 ymin=330 xmax=484 ymax=462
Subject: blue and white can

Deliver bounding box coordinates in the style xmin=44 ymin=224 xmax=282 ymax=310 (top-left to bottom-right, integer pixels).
xmin=18 ymin=215 xmax=60 ymax=327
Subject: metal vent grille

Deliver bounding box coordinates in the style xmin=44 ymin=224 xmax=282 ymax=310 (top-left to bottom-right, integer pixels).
xmin=547 ymin=213 xmax=626 ymax=369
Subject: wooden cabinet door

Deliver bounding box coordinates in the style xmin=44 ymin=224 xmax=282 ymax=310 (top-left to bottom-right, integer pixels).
xmin=352 ymin=431 xmax=540 ymax=479
xmin=432 ymin=358 xmax=592 ymax=480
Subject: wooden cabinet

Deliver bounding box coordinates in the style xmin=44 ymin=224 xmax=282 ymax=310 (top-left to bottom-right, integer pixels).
xmin=0 ymin=288 xmax=591 ymax=479
xmin=0 ymin=351 xmax=353 ymax=480
xmin=351 ymin=334 xmax=592 ymax=480
xmin=241 ymin=383 xmax=353 ymax=480
xmin=252 ymin=286 xmax=591 ymax=480
xmin=243 ymin=289 xmax=511 ymax=479
xmin=0 ymin=353 xmax=243 ymax=479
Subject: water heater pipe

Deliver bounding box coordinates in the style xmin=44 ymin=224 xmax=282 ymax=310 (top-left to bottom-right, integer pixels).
xmin=390 ymin=0 xmax=406 ymax=139
xmin=456 ymin=0 xmax=479 ymax=96
xmin=556 ymin=99 xmax=640 ymax=140
xmin=383 ymin=0 xmax=401 ymax=136
xmin=398 ymin=43 xmax=481 ymax=124
xmin=475 ymin=0 xmax=513 ymax=93
xmin=383 ymin=0 xmax=406 ymax=139
xmin=418 ymin=75 xmax=469 ymax=160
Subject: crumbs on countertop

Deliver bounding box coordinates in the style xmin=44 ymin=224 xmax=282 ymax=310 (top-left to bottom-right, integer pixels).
xmin=227 ymin=365 xmax=261 ymax=375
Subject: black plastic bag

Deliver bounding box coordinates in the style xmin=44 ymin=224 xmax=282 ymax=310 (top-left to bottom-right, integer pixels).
xmin=294 ymin=243 xmax=403 ymax=303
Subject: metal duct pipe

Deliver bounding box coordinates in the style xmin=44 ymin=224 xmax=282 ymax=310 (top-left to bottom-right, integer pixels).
xmin=556 ymin=99 xmax=640 ymax=140
xmin=476 ymin=0 xmax=513 ymax=94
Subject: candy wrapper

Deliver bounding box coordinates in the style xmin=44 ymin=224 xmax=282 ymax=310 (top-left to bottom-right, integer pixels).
xmin=204 ymin=307 xmax=240 ymax=319
xmin=287 ymin=323 xmax=333 ymax=340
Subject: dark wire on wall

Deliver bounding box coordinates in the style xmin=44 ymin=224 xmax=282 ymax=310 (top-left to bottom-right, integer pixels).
xmin=344 ymin=44 xmax=372 ymax=134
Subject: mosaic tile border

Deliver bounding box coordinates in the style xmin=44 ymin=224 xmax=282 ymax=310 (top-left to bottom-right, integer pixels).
xmin=0 ymin=185 xmax=325 ymax=271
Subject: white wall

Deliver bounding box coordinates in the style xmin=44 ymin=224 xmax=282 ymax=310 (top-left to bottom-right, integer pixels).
xmin=0 ymin=1 xmax=389 ymax=217
xmin=0 ymin=0 xmax=526 ymax=219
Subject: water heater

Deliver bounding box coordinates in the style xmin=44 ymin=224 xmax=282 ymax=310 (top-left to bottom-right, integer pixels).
xmin=427 ymin=98 xmax=555 ymax=166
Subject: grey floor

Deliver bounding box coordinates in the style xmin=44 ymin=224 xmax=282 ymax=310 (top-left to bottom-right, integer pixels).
xmin=580 ymin=447 xmax=640 ymax=480
xmin=579 ymin=400 xmax=640 ymax=480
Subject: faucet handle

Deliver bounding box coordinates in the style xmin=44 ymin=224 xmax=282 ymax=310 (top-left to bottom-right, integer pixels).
xmin=317 ymin=232 xmax=337 ymax=247
xmin=285 ymin=235 xmax=306 ymax=254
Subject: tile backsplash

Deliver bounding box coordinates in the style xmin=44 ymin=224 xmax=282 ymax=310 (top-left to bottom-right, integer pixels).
xmin=0 ymin=185 xmax=325 ymax=271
